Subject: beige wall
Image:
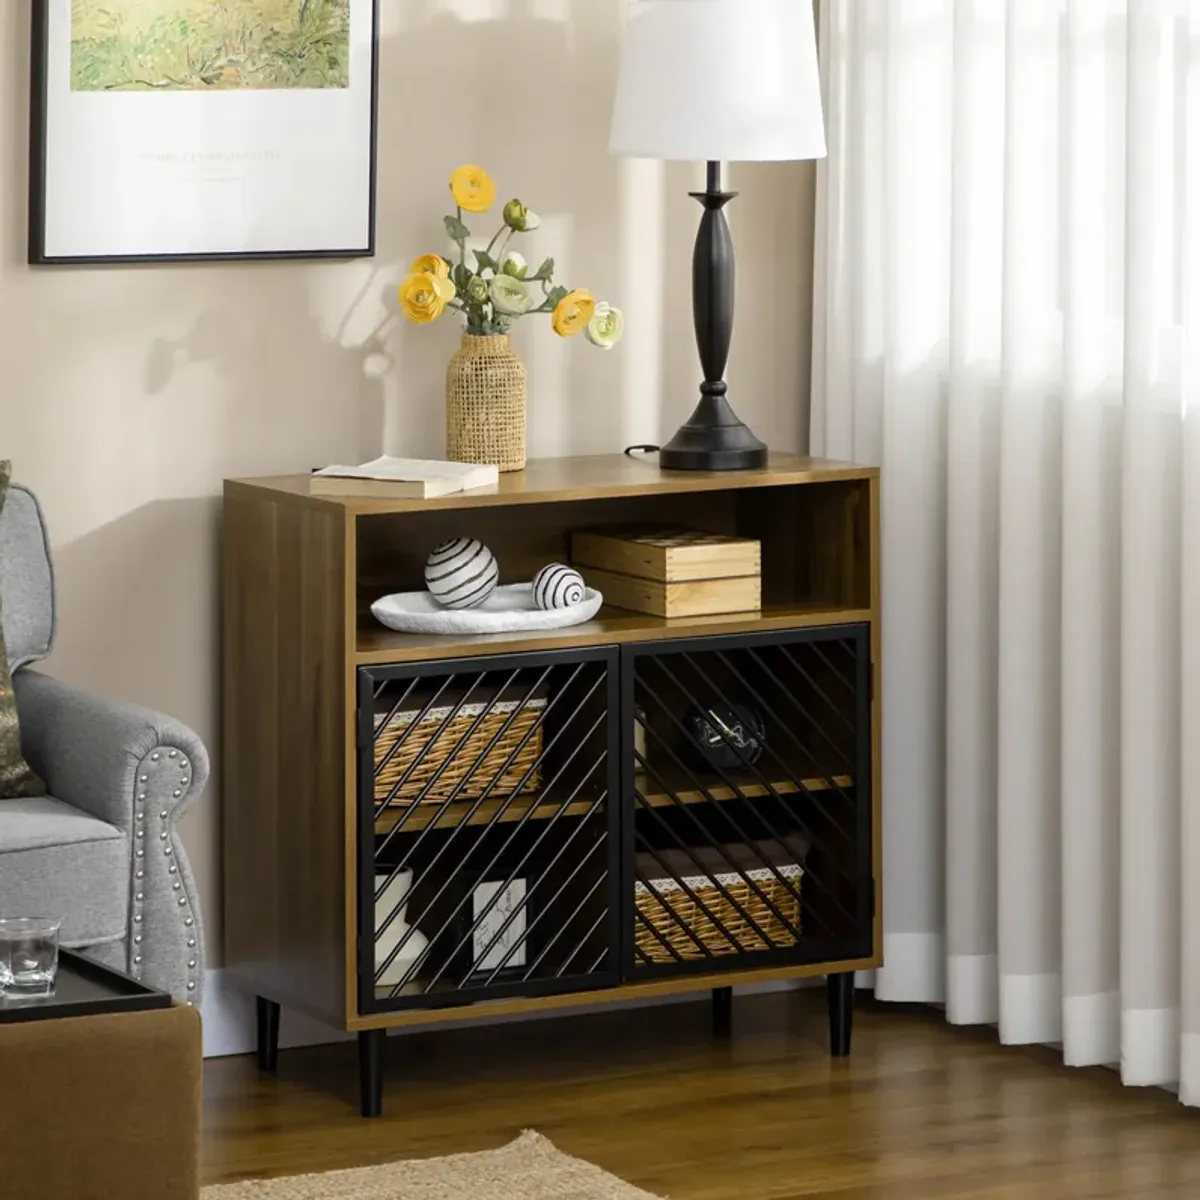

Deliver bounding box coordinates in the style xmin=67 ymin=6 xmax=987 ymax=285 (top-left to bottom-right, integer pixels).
xmin=1 ymin=0 xmax=815 ymax=969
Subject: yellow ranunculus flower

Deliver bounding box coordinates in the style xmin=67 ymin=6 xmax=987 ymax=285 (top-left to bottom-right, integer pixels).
xmin=449 ymin=165 xmax=495 ymax=214
xmin=410 ymin=253 xmax=450 ymax=280
xmin=398 ymin=271 xmax=452 ymax=324
xmin=551 ymin=289 xmax=596 ymax=338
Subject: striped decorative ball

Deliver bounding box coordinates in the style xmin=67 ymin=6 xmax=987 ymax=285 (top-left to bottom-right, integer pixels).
xmin=532 ymin=563 xmax=586 ymax=611
xmin=424 ymin=539 xmax=499 ymax=610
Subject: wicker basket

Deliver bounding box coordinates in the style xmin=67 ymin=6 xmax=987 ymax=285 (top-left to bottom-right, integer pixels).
xmin=374 ymin=695 xmax=545 ymax=806
xmin=446 ymin=333 xmax=527 ymax=473
xmin=634 ymin=860 xmax=802 ymax=964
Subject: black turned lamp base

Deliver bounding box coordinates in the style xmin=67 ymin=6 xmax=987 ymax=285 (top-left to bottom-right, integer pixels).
xmin=659 ymin=394 xmax=768 ymax=472
xmin=666 ymin=161 xmax=768 ymax=473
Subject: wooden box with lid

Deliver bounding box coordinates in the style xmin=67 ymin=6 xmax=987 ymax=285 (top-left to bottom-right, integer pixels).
xmin=572 ymin=526 xmax=762 ymax=618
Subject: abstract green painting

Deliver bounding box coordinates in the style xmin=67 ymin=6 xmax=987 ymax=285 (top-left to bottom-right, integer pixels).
xmin=70 ymin=0 xmax=351 ymax=91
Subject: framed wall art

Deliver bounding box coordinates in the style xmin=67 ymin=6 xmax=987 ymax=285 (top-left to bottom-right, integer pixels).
xmin=29 ymin=0 xmax=379 ymax=265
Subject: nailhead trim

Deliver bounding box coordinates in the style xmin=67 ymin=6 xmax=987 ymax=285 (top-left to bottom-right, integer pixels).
xmin=129 ymin=745 xmax=202 ymax=998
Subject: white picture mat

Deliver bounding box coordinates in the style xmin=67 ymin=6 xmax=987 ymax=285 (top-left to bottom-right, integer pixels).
xmin=37 ymin=0 xmax=376 ymax=260
xmin=472 ymin=879 xmax=528 ymax=972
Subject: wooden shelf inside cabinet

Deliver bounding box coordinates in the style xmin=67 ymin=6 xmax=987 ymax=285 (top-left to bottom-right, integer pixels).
xmin=222 ymin=451 xmax=881 ymax=1117
xmin=635 ymin=773 xmax=855 ymax=809
xmin=373 ymin=793 xmax=599 ymax=833
xmin=356 ymin=602 xmax=872 ymax=665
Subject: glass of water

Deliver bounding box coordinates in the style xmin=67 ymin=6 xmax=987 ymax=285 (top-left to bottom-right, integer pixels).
xmin=0 ymin=918 xmax=61 ymax=996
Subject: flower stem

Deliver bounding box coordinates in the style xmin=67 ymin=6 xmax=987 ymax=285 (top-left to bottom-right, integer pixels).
xmin=485 ymin=223 xmax=507 ymax=258
xmin=457 ymin=206 xmax=466 ymax=272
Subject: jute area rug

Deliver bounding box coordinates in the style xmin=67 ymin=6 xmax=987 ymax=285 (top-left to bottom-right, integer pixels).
xmin=202 ymin=1131 xmax=664 ymax=1200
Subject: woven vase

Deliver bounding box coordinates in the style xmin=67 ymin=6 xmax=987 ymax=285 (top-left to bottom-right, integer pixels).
xmin=445 ymin=333 xmax=527 ymax=473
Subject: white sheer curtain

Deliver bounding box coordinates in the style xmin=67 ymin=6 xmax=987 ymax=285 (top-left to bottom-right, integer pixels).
xmin=811 ymin=0 xmax=1200 ymax=1103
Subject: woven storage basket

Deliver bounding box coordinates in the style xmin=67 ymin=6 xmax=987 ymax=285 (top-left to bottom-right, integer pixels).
xmin=634 ymin=861 xmax=802 ymax=964
xmin=446 ymin=333 xmax=527 ymax=473
xmin=374 ymin=695 xmax=545 ymax=805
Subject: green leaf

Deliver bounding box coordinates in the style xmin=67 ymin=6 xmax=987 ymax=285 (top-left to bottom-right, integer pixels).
xmin=473 ymin=249 xmax=497 ymax=274
xmin=532 ymin=256 xmax=555 ymax=282
xmin=452 ymin=263 xmax=471 ymax=293
xmin=545 ymin=285 xmax=569 ymax=307
xmin=444 ymin=214 xmax=470 ymax=244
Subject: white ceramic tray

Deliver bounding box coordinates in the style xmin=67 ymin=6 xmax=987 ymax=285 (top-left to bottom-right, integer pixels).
xmin=370 ymin=583 xmax=604 ymax=636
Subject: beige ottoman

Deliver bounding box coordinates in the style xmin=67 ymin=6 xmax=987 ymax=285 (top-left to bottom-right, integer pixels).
xmin=0 ymin=1003 xmax=201 ymax=1200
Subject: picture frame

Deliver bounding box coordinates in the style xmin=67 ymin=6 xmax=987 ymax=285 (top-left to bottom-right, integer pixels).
xmin=458 ymin=875 xmax=530 ymax=984
xmin=28 ymin=0 xmax=380 ymax=265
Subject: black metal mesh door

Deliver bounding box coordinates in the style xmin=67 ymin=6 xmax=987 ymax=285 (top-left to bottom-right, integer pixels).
xmin=358 ymin=648 xmax=619 ymax=1013
xmin=623 ymin=625 xmax=872 ymax=978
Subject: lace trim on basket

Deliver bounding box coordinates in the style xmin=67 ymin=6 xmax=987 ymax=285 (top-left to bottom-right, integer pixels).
xmin=635 ymin=862 xmax=803 ymax=895
xmin=374 ymin=696 xmax=547 ymax=729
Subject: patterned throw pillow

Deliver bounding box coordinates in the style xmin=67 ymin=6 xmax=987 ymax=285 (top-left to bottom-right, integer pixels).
xmin=0 ymin=461 xmax=45 ymax=798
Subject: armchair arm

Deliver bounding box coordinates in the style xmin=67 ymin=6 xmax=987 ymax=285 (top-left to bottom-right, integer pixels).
xmin=13 ymin=670 xmax=208 ymax=833
xmin=13 ymin=670 xmax=210 ymax=1003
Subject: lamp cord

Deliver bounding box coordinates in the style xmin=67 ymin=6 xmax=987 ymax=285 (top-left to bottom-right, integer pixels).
xmin=623 ymin=444 xmax=660 ymax=458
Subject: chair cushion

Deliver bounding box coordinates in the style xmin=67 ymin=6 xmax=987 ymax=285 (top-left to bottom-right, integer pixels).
xmin=0 ymin=796 xmax=128 ymax=945
xmin=0 ymin=477 xmax=55 ymax=671
xmin=0 ymin=463 xmax=46 ymax=799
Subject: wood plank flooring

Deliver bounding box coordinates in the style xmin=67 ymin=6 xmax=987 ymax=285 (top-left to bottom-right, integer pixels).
xmin=202 ymin=990 xmax=1200 ymax=1198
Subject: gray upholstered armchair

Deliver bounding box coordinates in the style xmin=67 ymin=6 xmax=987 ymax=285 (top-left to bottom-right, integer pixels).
xmin=0 ymin=481 xmax=208 ymax=1003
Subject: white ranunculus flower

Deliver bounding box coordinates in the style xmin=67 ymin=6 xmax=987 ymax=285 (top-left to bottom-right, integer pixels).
xmin=585 ymin=302 xmax=624 ymax=349
xmin=489 ymin=274 xmax=533 ymax=316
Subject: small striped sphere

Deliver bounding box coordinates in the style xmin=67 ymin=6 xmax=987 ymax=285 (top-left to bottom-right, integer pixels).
xmin=532 ymin=563 xmax=586 ymax=610
xmin=424 ymin=538 xmax=499 ymax=609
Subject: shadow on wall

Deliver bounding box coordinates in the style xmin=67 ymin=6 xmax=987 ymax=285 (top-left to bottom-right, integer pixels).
xmin=372 ymin=0 xmax=687 ymax=459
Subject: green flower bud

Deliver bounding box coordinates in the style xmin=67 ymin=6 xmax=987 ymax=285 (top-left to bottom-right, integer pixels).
xmin=500 ymin=251 xmax=528 ymax=279
xmin=466 ymin=275 xmax=489 ymax=304
xmin=503 ymin=199 xmax=540 ymax=232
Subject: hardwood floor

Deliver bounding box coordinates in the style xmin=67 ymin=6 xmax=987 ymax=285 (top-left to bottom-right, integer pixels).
xmin=202 ymin=990 xmax=1200 ymax=1198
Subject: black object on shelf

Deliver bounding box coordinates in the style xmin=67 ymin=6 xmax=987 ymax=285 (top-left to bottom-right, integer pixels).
xmin=0 ymin=949 xmax=172 ymax=1024
xmin=659 ymin=160 xmax=767 ymax=472
xmin=684 ymin=701 xmax=766 ymax=772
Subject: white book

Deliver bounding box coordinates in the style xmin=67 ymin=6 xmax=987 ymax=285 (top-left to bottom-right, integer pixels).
xmin=310 ymin=456 xmax=499 ymax=499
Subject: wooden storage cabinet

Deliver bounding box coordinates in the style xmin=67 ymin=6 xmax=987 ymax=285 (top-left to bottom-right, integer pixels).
xmin=222 ymin=455 xmax=881 ymax=1118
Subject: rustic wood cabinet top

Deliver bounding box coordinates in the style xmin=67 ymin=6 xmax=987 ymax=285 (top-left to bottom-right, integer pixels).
xmin=228 ymin=453 xmax=878 ymax=516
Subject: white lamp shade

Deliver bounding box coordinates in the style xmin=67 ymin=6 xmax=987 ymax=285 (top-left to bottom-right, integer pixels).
xmin=609 ymin=0 xmax=826 ymax=163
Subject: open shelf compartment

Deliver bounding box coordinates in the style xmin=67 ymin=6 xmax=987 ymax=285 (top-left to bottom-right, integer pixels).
xmin=621 ymin=625 xmax=873 ymax=979
xmin=357 ymin=647 xmax=621 ymax=1013
xmin=353 ymin=477 xmax=873 ymax=662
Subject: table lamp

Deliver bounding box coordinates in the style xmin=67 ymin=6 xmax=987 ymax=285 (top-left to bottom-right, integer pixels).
xmin=610 ymin=0 xmax=826 ymax=470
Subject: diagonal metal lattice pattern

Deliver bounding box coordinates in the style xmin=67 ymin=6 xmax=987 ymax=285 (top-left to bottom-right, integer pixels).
xmin=358 ymin=650 xmax=619 ymax=1012
xmin=625 ymin=628 xmax=872 ymax=976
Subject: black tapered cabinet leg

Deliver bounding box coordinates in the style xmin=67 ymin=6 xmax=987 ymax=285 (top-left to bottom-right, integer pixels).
xmin=358 ymin=1029 xmax=386 ymax=1118
xmin=712 ymin=986 xmax=733 ymax=1038
xmin=256 ymin=996 xmax=281 ymax=1072
xmin=827 ymin=972 xmax=855 ymax=1057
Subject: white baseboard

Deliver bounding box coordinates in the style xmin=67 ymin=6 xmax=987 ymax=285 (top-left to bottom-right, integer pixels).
xmin=201 ymin=970 xmax=354 ymax=1058
xmin=200 ymin=969 xmax=817 ymax=1059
